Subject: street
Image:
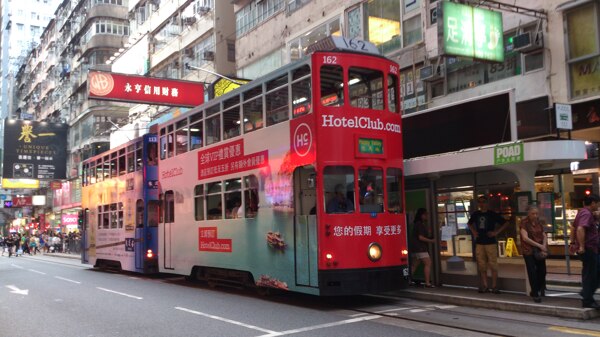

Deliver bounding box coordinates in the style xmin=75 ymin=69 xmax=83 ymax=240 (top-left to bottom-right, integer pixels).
xmin=1 ymin=255 xmax=600 ymax=337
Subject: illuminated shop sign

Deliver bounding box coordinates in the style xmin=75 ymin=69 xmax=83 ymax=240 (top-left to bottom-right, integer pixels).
xmin=439 ymin=1 xmax=504 ymax=62
xmin=88 ymin=71 xmax=204 ymax=107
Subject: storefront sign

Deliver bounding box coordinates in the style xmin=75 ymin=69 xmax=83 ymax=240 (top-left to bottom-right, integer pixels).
xmin=494 ymin=143 xmax=524 ymax=165
xmin=440 ymin=1 xmax=504 ymax=62
xmin=2 ymin=119 xmax=68 ymax=180
xmin=555 ymin=103 xmax=573 ymax=130
xmin=88 ymin=71 xmax=204 ymax=107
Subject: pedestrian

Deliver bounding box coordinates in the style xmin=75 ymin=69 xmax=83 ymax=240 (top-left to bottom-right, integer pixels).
xmin=572 ymin=193 xmax=600 ymax=309
xmin=5 ymin=235 xmax=15 ymax=257
xmin=467 ymin=195 xmax=509 ymax=294
xmin=519 ymin=205 xmax=548 ymax=303
xmin=410 ymin=208 xmax=435 ymax=288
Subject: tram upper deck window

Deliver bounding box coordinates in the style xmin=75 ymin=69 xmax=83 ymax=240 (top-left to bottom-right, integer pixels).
xmin=206 ymin=114 xmax=221 ymax=146
xmin=388 ymin=74 xmax=400 ymax=113
xmin=323 ymin=166 xmax=355 ymax=214
xmin=349 ymin=67 xmax=384 ymax=110
xmin=320 ymin=65 xmax=344 ymax=107
xmin=135 ymin=141 xmax=143 ymax=171
xmin=386 ymin=168 xmax=403 ymax=213
xmin=189 ymin=113 xmax=203 ymax=150
xmin=292 ymin=65 xmax=311 ymax=118
xmin=175 ymin=119 xmax=189 ymax=155
xmin=224 ymin=106 xmax=241 ymax=139
xmin=118 ymin=148 xmax=126 ymax=175
xmin=266 ymin=74 xmax=289 ymax=126
xmin=358 ymin=167 xmax=383 ymax=213
xmin=127 ymin=144 xmax=135 ymax=172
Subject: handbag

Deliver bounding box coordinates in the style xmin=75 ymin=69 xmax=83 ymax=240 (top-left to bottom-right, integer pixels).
xmin=532 ymin=247 xmax=547 ymax=261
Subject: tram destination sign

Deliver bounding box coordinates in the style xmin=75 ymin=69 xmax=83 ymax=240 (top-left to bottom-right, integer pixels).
xmin=358 ymin=138 xmax=384 ymax=155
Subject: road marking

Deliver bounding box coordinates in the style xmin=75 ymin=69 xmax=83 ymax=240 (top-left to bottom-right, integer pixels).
xmin=546 ymin=292 xmax=577 ymax=297
xmin=256 ymin=315 xmax=380 ymax=337
xmin=174 ymin=307 xmax=277 ymax=334
xmin=96 ymin=287 xmax=142 ymax=300
xmin=11 ymin=264 xmax=24 ymax=269
xmin=28 ymin=269 xmax=47 ymax=275
xmin=409 ymin=308 xmax=434 ymax=313
xmin=348 ymin=313 xmax=370 ymax=317
xmin=55 ymin=276 xmax=81 ymax=284
xmin=549 ymin=326 xmax=600 ymax=336
xmin=6 ymin=285 xmax=28 ymax=295
xmin=375 ymin=307 xmax=413 ymax=314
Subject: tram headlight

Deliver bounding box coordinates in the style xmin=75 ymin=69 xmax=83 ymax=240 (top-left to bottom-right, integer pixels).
xmin=368 ymin=243 xmax=382 ymax=262
xmin=146 ymin=249 xmax=154 ymax=259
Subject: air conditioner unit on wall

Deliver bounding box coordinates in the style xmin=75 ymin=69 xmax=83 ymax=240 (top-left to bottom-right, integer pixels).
xmin=512 ymin=31 xmax=543 ymax=53
xmin=196 ymin=6 xmax=210 ymax=15
xmin=420 ymin=64 xmax=445 ymax=82
xmin=202 ymin=51 xmax=214 ymax=61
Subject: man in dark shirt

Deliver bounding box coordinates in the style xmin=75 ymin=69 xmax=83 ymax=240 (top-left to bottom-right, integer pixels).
xmin=574 ymin=193 xmax=600 ymax=309
xmin=468 ymin=196 xmax=508 ymax=294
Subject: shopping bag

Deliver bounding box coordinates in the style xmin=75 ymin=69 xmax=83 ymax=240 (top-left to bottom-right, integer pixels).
xmin=17 ymin=249 xmax=23 ymax=255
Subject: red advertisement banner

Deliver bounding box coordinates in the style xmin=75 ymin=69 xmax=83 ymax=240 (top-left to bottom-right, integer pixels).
xmin=198 ymin=227 xmax=232 ymax=252
xmin=197 ymin=139 xmax=269 ymax=180
xmin=88 ymin=71 xmax=204 ymax=107
xmin=12 ymin=196 xmax=32 ymax=207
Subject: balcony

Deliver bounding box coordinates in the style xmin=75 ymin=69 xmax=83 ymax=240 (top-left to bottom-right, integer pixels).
xmin=82 ymin=34 xmax=128 ymax=55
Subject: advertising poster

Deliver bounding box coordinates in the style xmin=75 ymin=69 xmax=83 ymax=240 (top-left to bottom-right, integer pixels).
xmin=2 ymin=119 xmax=68 ymax=180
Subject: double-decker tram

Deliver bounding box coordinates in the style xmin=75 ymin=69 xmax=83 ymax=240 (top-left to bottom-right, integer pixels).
xmin=157 ymin=37 xmax=408 ymax=295
xmin=81 ymin=133 xmax=160 ymax=273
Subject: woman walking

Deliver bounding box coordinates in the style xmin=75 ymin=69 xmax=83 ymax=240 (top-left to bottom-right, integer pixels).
xmin=411 ymin=208 xmax=435 ymax=288
xmin=519 ymin=205 xmax=548 ymax=303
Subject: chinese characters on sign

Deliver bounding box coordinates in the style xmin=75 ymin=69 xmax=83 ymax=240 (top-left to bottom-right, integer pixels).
xmin=440 ymin=1 xmax=504 ymax=62
xmin=332 ymin=225 xmax=402 ymax=237
xmin=198 ymin=227 xmax=232 ymax=252
xmin=494 ymin=143 xmax=524 ymax=165
xmin=88 ymin=71 xmax=204 ymax=107
xmin=197 ymin=139 xmax=269 ymax=180
xmin=2 ymin=119 xmax=68 ymax=179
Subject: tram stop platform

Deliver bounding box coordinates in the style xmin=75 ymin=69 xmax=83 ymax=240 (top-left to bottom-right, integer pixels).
xmin=391 ymin=276 xmax=600 ymax=320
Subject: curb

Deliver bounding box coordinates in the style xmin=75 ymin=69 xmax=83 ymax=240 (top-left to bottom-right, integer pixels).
xmin=396 ymin=289 xmax=599 ymax=320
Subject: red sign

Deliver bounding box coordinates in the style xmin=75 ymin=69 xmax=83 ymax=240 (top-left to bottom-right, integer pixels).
xmin=12 ymin=196 xmax=32 ymax=207
xmin=50 ymin=181 xmax=62 ymax=190
xmin=289 ymin=115 xmax=316 ymax=168
xmin=197 ymin=139 xmax=269 ymax=180
xmin=198 ymin=227 xmax=232 ymax=252
xmin=88 ymin=71 xmax=204 ymax=107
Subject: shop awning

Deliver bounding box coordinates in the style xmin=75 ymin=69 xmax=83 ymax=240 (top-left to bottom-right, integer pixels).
xmin=404 ymin=140 xmax=587 ymax=178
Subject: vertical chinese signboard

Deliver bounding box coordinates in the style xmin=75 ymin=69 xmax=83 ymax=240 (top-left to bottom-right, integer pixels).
xmin=2 ymin=119 xmax=68 ymax=180
xmin=439 ymin=1 xmax=504 ymax=63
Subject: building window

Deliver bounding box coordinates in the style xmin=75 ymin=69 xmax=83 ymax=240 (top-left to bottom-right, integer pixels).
xmin=288 ymin=17 xmax=340 ymax=61
xmin=346 ymin=1 xmax=401 ymax=54
xmin=565 ymin=3 xmax=600 ymax=99
xmin=236 ymin=0 xmax=285 ymax=37
xmin=402 ymin=15 xmax=422 ymax=46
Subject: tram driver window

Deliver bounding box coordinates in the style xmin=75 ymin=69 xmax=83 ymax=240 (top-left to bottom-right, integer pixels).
xmin=358 ymin=167 xmax=383 ymax=213
xmin=323 ymin=166 xmax=355 ymax=214
xmin=320 ymin=65 xmax=344 ymax=107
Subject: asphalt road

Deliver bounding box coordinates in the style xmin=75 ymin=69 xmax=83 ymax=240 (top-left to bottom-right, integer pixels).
xmin=1 ymin=255 xmax=600 ymax=337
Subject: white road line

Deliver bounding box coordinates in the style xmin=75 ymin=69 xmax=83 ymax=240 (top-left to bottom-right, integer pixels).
xmin=546 ymin=292 xmax=578 ymax=297
xmin=10 ymin=264 xmax=24 ymax=269
xmin=375 ymin=307 xmax=413 ymax=314
xmin=348 ymin=313 xmax=369 ymax=317
xmin=96 ymin=287 xmax=143 ymax=300
xmin=54 ymin=276 xmax=81 ymax=284
xmin=28 ymin=269 xmax=47 ymax=275
xmin=174 ymin=307 xmax=277 ymax=334
xmin=409 ymin=308 xmax=434 ymax=313
xmin=256 ymin=315 xmax=380 ymax=337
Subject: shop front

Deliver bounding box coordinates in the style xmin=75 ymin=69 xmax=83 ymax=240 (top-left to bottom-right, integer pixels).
xmin=405 ymin=140 xmax=588 ymax=292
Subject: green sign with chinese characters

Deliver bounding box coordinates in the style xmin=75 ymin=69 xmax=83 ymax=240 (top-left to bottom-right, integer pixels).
xmin=441 ymin=1 xmax=504 ymax=62
xmin=494 ymin=143 xmax=524 ymax=165
xmin=358 ymin=138 xmax=383 ymax=154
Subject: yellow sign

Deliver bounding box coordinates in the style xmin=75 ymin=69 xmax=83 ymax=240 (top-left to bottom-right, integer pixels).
xmin=1 ymin=178 xmax=40 ymax=189
xmin=505 ymin=237 xmax=519 ymax=257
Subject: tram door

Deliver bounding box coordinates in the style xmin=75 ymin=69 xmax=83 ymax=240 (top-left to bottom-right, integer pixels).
xmin=81 ymin=209 xmax=89 ymax=263
xmin=134 ymin=200 xmax=144 ymax=270
xmin=163 ymin=191 xmax=175 ymax=269
xmin=293 ymin=166 xmax=318 ymax=287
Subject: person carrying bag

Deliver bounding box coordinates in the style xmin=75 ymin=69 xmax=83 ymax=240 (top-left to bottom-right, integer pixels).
xmin=519 ymin=205 xmax=548 ymax=303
